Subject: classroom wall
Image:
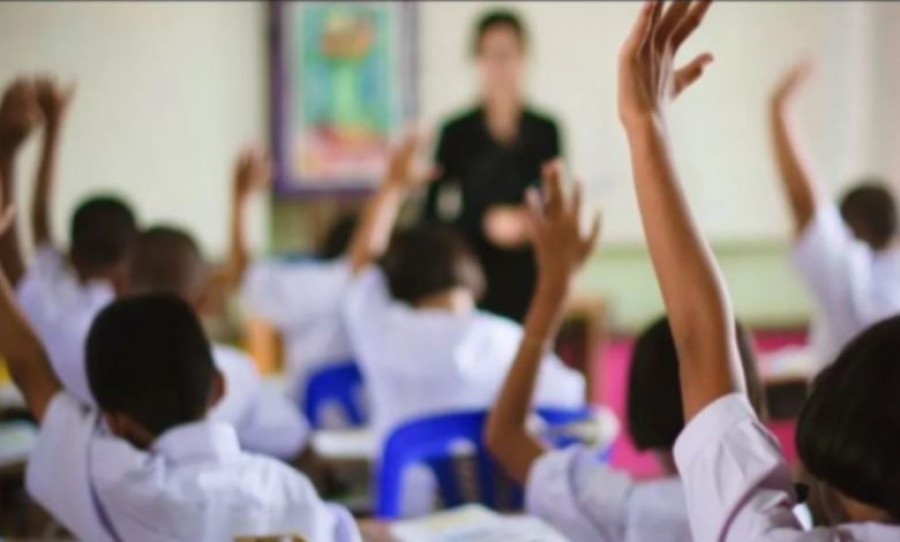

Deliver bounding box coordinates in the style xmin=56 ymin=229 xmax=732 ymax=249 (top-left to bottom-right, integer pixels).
xmin=0 ymin=2 xmax=896 ymax=330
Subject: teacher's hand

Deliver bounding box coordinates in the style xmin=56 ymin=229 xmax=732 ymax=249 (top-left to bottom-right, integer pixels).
xmin=483 ymin=205 xmax=533 ymax=249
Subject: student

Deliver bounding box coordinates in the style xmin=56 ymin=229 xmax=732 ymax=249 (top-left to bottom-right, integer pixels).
xmin=618 ymin=1 xmax=900 ymax=539
xmin=0 ymin=182 xmax=360 ymax=540
xmin=0 ymin=78 xmax=138 ymax=406
xmin=229 ymin=148 xmax=358 ymax=401
xmin=345 ymin=135 xmax=585 ymax=445
xmin=769 ymin=61 xmax=900 ymax=367
xmin=128 ymin=225 xmax=310 ymax=461
xmin=486 ymin=165 xmax=765 ymax=542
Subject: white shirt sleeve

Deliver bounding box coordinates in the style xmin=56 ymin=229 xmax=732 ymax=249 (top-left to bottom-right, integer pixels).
xmin=241 ymin=259 xmax=351 ymax=330
xmin=674 ymin=393 xmax=807 ymax=542
xmin=25 ymin=393 xmax=114 ymax=542
xmin=791 ymin=204 xmax=877 ymax=350
xmin=526 ymin=445 xmax=632 ymax=542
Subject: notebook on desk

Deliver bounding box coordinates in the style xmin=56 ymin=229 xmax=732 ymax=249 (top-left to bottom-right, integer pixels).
xmin=389 ymin=504 xmax=568 ymax=542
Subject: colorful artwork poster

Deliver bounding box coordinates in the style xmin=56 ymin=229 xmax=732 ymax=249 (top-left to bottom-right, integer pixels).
xmin=275 ymin=2 xmax=415 ymax=194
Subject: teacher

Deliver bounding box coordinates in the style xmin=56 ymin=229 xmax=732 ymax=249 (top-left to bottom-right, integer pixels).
xmin=423 ymin=9 xmax=562 ymax=322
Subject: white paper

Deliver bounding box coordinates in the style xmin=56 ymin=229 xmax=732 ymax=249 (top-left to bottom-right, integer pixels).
xmin=389 ymin=504 xmax=569 ymax=542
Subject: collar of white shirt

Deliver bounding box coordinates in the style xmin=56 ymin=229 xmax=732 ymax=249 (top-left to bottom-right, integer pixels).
xmin=151 ymin=420 xmax=242 ymax=463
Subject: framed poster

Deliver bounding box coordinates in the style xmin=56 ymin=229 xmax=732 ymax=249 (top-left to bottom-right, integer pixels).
xmin=271 ymin=1 xmax=418 ymax=196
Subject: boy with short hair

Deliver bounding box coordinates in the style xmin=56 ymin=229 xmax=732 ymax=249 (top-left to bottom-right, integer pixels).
xmin=769 ymin=62 xmax=900 ymax=366
xmin=0 ymin=178 xmax=359 ymax=541
xmin=0 ymin=77 xmax=138 ymax=405
xmin=129 ymin=225 xmax=310 ymax=460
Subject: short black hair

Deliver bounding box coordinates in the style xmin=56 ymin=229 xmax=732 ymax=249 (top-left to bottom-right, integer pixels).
xmin=381 ymin=224 xmax=485 ymax=306
xmin=797 ymin=315 xmax=900 ymax=519
xmin=70 ymin=196 xmax=138 ymax=269
xmin=627 ymin=317 xmax=765 ymax=451
xmin=129 ymin=225 xmax=206 ymax=301
xmin=839 ymin=181 xmax=897 ymax=251
xmin=473 ymin=9 xmax=527 ymax=55
xmin=86 ymin=294 xmax=216 ymax=436
xmin=318 ymin=213 xmax=360 ymax=260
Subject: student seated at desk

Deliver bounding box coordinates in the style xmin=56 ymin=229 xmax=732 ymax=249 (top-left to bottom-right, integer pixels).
xmin=0 ymin=188 xmax=360 ymax=539
xmin=344 ymin=136 xmax=585 ymax=445
xmin=619 ymin=2 xmax=900 ymax=539
xmin=228 ymin=148 xmax=358 ymax=401
xmin=485 ymin=163 xmax=766 ymax=542
xmin=0 ymin=77 xmax=138 ymax=406
xmin=769 ymin=58 xmax=900 ymax=368
xmin=127 ymin=225 xmax=310 ymax=461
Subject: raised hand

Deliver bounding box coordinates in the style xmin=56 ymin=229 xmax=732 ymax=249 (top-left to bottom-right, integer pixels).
xmin=525 ymin=161 xmax=601 ymax=288
xmin=772 ymin=60 xmax=813 ymax=107
xmin=233 ymin=146 xmax=271 ymax=202
xmin=34 ymin=76 xmax=75 ymax=129
xmin=0 ymin=79 xmax=40 ymax=154
xmin=618 ymin=0 xmax=714 ymax=126
xmin=382 ymin=132 xmax=436 ymax=192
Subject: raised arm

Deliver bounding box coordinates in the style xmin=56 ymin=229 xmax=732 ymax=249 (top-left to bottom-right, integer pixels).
xmin=348 ymin=134 xmax=426 ymax=275
xmin=31 ymin=77 xmax=75 ymax=249
xmin=618 ymin=0 xmax=745 ymax=421
xmin=769 ymin=61 xmax=821 ymax=237
xmin=226 ymin=147 xmax=270 ymax=291
xmin=485 ymin=162 xmax=600 ymax=484
xmin=0 ymin=80 xmax=40 ymax=286
xmin=0 ymin=162 xmax=60 ymax=422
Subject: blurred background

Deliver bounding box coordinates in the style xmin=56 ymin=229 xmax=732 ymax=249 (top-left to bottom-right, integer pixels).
xmin=0 ymin=1 xmax=898 ymax=332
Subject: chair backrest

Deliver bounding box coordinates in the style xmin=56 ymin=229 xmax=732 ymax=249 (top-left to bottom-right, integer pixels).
xmin=302 ymin=362 xmax=366 ymax=427
xmin=375 ymin=407 xmax=603 ymax=519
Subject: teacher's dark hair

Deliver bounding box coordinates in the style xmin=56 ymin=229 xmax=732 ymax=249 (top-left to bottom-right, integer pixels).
xmin=796 ymin=315 xmax=900 ymax=519
xmin=472 ymin=9 xmax=527 ymax=56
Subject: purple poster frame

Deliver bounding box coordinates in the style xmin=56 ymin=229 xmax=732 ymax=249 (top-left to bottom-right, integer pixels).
xmin=269 ymin=1 xmax=419 ymax=199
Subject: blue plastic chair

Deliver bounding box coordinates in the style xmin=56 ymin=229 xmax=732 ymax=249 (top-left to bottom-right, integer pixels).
xmin=375 ymin=410 xmax=498 ymax=519
xmin=302 ymin=362 xmax=366 ymax=427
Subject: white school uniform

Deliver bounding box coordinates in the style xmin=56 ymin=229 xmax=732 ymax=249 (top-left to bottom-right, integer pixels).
xmin=26 ymin=392 xmax=361 ymax=542
xmin=344 ymin=266 xmax=586 ymax=444
xmin=210 ymin=343 xmax=309 ymax=459
xmin=792 ymin=204 xmax=900 ymax=367
xmin=242 ymin=259 xmax=355 ymax=398
xmin=16 ymin=245 xmax=113 ymax=405
xmin=526 ymin=446 xmax=691 ymax=542
xmin=674 ymin=393 xmax=900 ymax=541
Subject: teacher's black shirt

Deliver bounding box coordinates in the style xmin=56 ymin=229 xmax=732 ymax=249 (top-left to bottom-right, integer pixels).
xmin=423 ymin=106 xmax=562 ymax=322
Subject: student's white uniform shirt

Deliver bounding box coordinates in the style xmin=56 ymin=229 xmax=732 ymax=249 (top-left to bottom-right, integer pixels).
xmin=792 ymin=204 xmax=900 ymax=367
xmin=526 ymin=446 xmax=691 ymax=542
xmin=242 ymin=259 xmax=354 ymax=397
xmin=344 ymin=267 xmax=586 ymax=442
xmin=210 ymin=343 xmax=309 ymax=459
xmin=16 ymin=245 xmax=113 ymax=405
xmin=26 ymin=392 xmax=361 ymax=542
xmin=674 ymin=393 xmax=900 ymax=541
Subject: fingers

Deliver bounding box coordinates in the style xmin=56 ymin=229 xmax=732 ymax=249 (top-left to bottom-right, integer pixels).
xmin=671 ymin=0 xmax=713 ymax=52
xmin=654 ymin=0 xmax=691 ymax=50
xmin=674 ymin=52 xmax=714 ymax=96
xmin=624 ymin=1 xmax=657 ymax=59
xmin=0 ymin=206 xmax=15 ymax=236
xmin=541 ymin=160 xmax=565 ymax=218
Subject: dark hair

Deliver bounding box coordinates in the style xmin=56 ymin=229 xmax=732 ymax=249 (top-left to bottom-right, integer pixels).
xmin=129 ymin=225 xmax=206 ymax=300
xmin=473 ymin=9 xmax=527 ymax=55
xmin=839 ymin=181 xmax=897 ymax=251
xmin=318 ymin=213 xmax=360 ymax=260
xmin=381 ymin=224 xmax=485 ymax=305
xmin=86 ymin=294 xmax=216 ymax=436
xmin=797 ymin=315 xmax=900 ymax=519
xmin=70 ymin=196 xmax=138 ymax=269
xmin=627 ymin=317 xmax=765 ymax=451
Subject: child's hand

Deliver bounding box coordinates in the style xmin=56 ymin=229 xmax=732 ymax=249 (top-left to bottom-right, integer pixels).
xmin=0 ymin=79 xmax=41 ymax=154
xmin=34 ymin=76 xmax=75 ymax=128
xmin=771 ymin=60 xmax=813 ymax=108
xmin=383 ymin=132 xmax=437 ymax=192
xmin=618 ymin=0 xmax=714 ymax=128
xmin=525 ymin=161 xmax=601 ymax=290
xmin=233 ymin=146 xmax=271 ymax=202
